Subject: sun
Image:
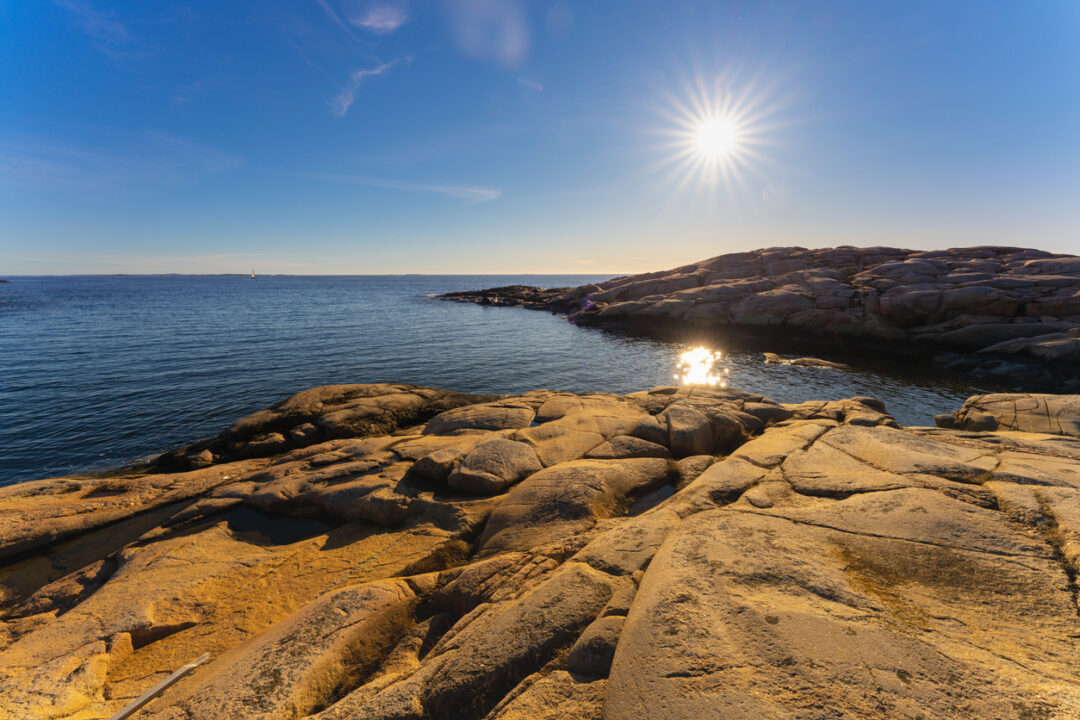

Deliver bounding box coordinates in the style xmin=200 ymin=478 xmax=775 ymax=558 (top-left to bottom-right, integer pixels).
xmin=652 ymin=71 xmax=778 ymax=193
xmin=694 ymin=116 xmax=739 ymax=160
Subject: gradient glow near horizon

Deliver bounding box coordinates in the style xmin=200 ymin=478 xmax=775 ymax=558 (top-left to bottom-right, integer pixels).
xmin=1 ymin=1 xmax=1078 ymax=275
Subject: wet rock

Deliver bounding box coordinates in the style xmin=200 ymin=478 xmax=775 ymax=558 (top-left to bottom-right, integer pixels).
xmin=763 ymin=352 xmax=852 ymax=370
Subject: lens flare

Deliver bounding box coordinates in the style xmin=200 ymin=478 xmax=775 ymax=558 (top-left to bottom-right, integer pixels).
xmin=651 ymin=69 xmax=783 ymax=195
xmin=676 ymin=347 xmax=728 ymax=386
xmin=694 ymin=116 xmax=739 ymax=160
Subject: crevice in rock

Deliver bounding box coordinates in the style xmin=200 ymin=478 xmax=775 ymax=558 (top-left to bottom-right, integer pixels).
xmin=0 ymin=498 xmax=197 ymax=569
xmin=0 ymin=500 xmax=199 ymax=620
xmin=397 ymin=539 xmax=472 ymax=577
xmin=789 ymin=487 xmax=880 ymax=501
xmin=129 ymin=621 xmax=198 ymax=650
xmin=626 ymin=485 xmax=675 ymax=515
xmin=427 ymin=626 xmax=585 ymax=720
xmin=730 ymin=507 xmax=1051 ymax=562
xmin=124 ymin=504 xmax=344 ymax=551
xmin=300 ymin=597 xmax=424 ymax=717
xmin=825 ymin=436 xmax=1002 ymax=488
xmin=1032 ymin=491 xmax=1080 ymax=620
xmin=707 ymin=486 xmax=748 ymax=507
xmin=48 ymin=557 xmax=118 ymax=620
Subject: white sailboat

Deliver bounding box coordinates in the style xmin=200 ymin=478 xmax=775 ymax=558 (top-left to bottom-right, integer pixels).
xmin=251 ymin=268 xmax=255 ymax=279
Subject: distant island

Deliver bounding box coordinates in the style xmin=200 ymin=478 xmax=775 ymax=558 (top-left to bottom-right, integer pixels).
xmin=442 ymin=245 xmax=1080 ymax=390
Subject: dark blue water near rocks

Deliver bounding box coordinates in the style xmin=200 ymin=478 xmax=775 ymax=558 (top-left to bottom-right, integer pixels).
xmin=1 ymin=275 xmax=989 ymax=485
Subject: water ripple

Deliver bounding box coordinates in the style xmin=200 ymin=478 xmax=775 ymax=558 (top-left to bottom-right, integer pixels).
xmin=0 ymin=275 xmax=986 ymax=485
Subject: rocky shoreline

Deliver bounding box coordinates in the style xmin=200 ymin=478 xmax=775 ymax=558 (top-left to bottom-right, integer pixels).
xmin=3 ymin=382 xmax=1080 ymax=719
xmin=441 ymin=246 xmax=1080 ymax=389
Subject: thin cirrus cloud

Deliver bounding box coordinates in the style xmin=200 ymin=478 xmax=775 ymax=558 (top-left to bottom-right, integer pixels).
xmin=444 ymin=0 xmax=529 ymax=68
xmin=0 ymin=132 xmax=243 ymax=190
xmin=351 ymin=4 xmax=409 ymax=34
xmin=314 ymin=0 xmax=360 ymax=41
xmin=331 ymin=57 xmax=410 ymax=117
xmin=53 ymin=0 xmax=143 ymax=60
xmin=304 ymin=172 xmax=501 ymax=204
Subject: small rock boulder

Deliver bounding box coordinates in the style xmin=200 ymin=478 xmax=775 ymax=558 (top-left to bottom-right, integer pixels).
xmin=660 ymin=405 xmax=713 ymax=457
xmin=447 ymin=439 xmax=543 ymax=495
xmin=424 ymin=403 xmax=535 ymax=434
xmin=567 ymin=615 xmax=625 ymax=677
xmin=412 ymin=448 xmax=464 ymax=482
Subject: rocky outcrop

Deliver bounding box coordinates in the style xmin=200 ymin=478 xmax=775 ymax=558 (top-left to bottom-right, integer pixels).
xmin=763 ymin=352 xmax=852 ymax=370
xmin=158 ymin=383 xmax=497 ymax=470
xmin=442 ymin=246 xmax=1080 ymax=388
xmin=440 ymin=285 xmax=573 ymax=310
xmin=936 ymin=393 xmax=1080 ymax=437
xmin=3 ymin=383 xmax=1080 ymax=719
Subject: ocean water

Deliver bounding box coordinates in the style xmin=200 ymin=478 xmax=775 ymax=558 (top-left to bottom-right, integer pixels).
xmin=0 ymin=275 xmax=988 ymax=485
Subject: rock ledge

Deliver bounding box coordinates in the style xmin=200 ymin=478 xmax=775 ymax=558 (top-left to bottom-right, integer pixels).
xmin=442 ymin=245 xmax=1080 ymax=388
xmin=3 ymin=382 xmax=1080 ymax=719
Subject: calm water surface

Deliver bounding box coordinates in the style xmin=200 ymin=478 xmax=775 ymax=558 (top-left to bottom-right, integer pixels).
xmin=0 ymin=275 xmax=990 ymax=485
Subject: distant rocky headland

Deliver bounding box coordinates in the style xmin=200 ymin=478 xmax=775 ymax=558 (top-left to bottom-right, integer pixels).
xmin=3 ymin=382 xmax=1080 ymax=718
xmin=442 ymin=246 xmax=1080 ymax=389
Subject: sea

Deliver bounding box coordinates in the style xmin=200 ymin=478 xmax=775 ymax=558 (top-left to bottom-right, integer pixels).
xmin=0 ymin=274 xmax=990 ymax=486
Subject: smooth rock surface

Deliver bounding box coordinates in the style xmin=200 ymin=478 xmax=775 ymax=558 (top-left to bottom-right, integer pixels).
xmin=3 ymin=383 xmax=1080 ymax=719
xmin=937 ymin=393 xmax=1080 ymax=437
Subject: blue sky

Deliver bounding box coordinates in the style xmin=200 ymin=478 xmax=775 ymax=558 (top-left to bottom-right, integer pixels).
xmin=2 ymin=0 xmax=1078 ymax=274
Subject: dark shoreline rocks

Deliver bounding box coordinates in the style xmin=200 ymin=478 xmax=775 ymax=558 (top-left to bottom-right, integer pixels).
xmin=3 ymin=381 xmax=1080 ymax=719
xmin=763 ymin=352 xmax=852 ymax=370
xmin=440 ymin=284 xmax=573 ymax=310
xmin=440 ymin=246 xmax=1080 ymax=389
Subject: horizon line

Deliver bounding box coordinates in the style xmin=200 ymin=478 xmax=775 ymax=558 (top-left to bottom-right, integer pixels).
xmin=0 ymin=271 xmax=629 ymax=278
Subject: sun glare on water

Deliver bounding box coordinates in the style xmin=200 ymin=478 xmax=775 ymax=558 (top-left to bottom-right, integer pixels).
xmin=676 ymin=347 xmax=729 ymax=386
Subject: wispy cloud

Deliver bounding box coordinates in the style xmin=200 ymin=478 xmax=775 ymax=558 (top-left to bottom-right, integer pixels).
xmin=331 ymin=57 xmax=410 ymax=117
xmin=313 ymin=0 xmax=360 ymax=42
xmin=53 ymin=0 xmax=143 ymax=60
xmin=351 ymin=4 xmax=409 ymax=34
xmin=444 ymin=0 xmax=529 ymax=68
xmin=0 ymin=132 xmax=243 ymax=190
xmin=517 ymin=77 xmax=543 ymax=92
xmin=172 ymin=80 xmax=206 ymax=106
xmin=304 ymin=172 xmax=501 ymax=204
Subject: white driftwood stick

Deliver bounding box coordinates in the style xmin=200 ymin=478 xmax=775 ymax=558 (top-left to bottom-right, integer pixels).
xmin=107 ymin=652 xmax=210 ymax=720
